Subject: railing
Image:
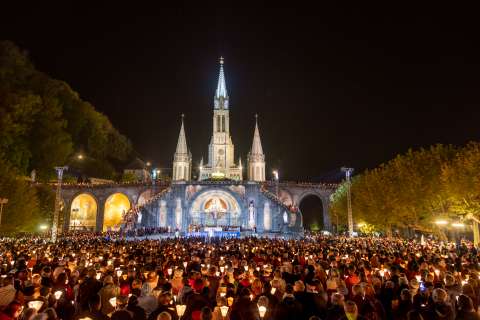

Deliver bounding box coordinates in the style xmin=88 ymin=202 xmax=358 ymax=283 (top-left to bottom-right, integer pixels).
xmin=260 ymin=187 xmax=298 ymax=213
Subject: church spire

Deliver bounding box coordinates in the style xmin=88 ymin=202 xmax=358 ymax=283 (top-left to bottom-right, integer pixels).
xmin=248 ymin=114 xmax=266 ymax=182
xmin=175 ymin=114 xmax=188 ymax=155
xmin=215 ymin=57 xmax=228 ymax=99
xmin=250 ymin=114 xmax=264 ymax=156
xmin=172 ymin=114 xmax=192 ymax=181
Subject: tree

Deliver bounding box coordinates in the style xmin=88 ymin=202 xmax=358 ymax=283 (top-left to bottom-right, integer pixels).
xmin=0 ymin=41 xmax=134 ymax=180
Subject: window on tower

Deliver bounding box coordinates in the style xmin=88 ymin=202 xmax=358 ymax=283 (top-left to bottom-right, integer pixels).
xmin=217 ymin=116 xmax=221 ymax=132
xmin=222 ymin=115 xmax=225 ymax=132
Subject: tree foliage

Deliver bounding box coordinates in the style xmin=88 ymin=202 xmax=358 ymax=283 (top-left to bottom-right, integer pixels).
xmin=0 ymin=41 xmax=136 ymax=231
xmin=0 ymin=41 xmax=133 ymax=181
xmin=330 ymin=144 xmax=470 ymax=233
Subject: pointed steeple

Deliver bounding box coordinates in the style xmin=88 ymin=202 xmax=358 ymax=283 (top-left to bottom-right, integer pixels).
xmin=175 ymin=114 xmax=188 ymax=155
xmin=172 ymin=114 xmax=192 ymax=181
xmin=250 ymin=114 xmax=264 ymax=155
xmin=215 ymin=57 xmax=228 ymax=99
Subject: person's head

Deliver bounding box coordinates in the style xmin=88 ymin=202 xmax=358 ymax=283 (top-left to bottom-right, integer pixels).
xmin=127 ymin=295 xmax=139 ymax=308
xmin=251 ymin=279 xmax=263 ymax=295
xmin=158 ymin=292 xmax=171 ymax=306
xmin=432 ymin=288 xmax=447 ymax=304
xmin=157 ymin=312 xmax=172 ymax=320
xmin=103 ymin=275 xmax=114 ymax=286
xmin=401 ymin=288 xmax=412 ymax=301
xmin=294 ymin=280 xmax=305 ymax=293
xmin=147 ymin=271 xmax=157 ymax=283
xmin=88 ymin=293 xmax=102 ymax=311
xmin=352 ymin=284 xmax=364 ymax=297
xmin=445 ymin=274 xmax=455 ymax=286
xmin=462 ymin=283 xmax=475 ymax=296
xmin=55 ymin=273 xmax=67 ymax=286
xmin=43 ymin=308 xmax=58 ymax=320
xmin=193 ymin=278 xmax=204 ymax=293
xmin=331 ymin=293 xmax=344 ymax=306
xmin=457 ymin=294 xmax=474 ymax=312
xmin=200 ymin=307 xmax=212 ymax=320
xmin=344 ymin=301 xmax=358 ymax=319
xmin=3 ymin=300 xmax=22 ymax=319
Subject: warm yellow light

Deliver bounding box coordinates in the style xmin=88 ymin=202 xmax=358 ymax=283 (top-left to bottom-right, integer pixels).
xmin=357 ymin=223 xmax=366 ymax=228
xmin=452 ymin=223 xmax=465 ymax=228
xmin=435 ymin=220 xmax=448 ymax=225
xmin=77 ymin=154 xmax=84 ymax=160
xmin=104 ymin=193 xmax=130 ymax=231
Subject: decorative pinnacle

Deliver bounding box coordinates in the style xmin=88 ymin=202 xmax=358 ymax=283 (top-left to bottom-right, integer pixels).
xmin=181 ymin=113 xmax=185 ymax=119
xmin=220 ymin=56 xmax=224 ymax=65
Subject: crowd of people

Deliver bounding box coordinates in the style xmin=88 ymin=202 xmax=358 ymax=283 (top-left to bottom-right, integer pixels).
xmin=0 ymin=234 xmax=480 ymax=320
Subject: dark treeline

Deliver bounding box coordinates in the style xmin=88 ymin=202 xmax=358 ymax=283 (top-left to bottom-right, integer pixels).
xmin=0 ymin=41 xmax=136 ymax=231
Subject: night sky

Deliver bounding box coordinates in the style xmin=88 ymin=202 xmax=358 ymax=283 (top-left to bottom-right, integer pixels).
xmin=2 ymin=3 xmax=479 ymax=181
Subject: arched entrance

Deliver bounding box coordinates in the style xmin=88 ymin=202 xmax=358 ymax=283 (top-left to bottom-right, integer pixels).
xmin=299 ymin=194 xmax=324 ymax=231
xmin=104 ymin=193 xmax=131 ymax=231
xmin=189 ymin=190 xmax=242 ymax=229
xmin=70 ymin=194 xmax=97 ymax=231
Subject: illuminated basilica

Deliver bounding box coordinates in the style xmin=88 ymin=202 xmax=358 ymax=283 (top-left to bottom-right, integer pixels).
xmin=140 ymin=58 xmax=303 ymax=236
xmin=60 ymin=58 xmax=334 ymax=236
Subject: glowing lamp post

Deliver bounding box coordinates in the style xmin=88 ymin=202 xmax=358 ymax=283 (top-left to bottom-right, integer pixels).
xmin=341 ymin=167 xmax=354 ymax=237
xmin=52 ymin=166 xmax=68 ymax=242
xmin=0 ymin=198 xmax=8 ymax=226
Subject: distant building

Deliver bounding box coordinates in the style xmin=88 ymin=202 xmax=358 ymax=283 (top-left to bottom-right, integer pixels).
xmin=124 ymin=158 xmax=151 ymax=182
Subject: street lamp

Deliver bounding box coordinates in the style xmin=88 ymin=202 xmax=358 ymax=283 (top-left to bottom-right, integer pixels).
xmin=341 ymin=167 xmax=354 ymax=237
xmin=0 ymin=198 xmax=8 ymax=226
xmin=52 ymin=166 xmax=68 ymax=242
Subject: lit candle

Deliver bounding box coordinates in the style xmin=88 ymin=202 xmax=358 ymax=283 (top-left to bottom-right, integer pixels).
xmin=176 ymin=305 xmax=186 ymax=318
xmin=258 ymin=305 xmax=267 ymax=318
xmin=220 ymin=306 xmax=229 ymax=318
xmin=54 ymin=291 xmax=63 ymax=300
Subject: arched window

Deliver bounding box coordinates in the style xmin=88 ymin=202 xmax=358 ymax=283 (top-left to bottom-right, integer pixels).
xmin=222 ymin=115 xmax=226 ymax=132
xmin=217 ymin=116 xmax=221 ymax=132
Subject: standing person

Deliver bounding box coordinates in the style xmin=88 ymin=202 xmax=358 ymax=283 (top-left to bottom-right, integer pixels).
xmin=325 ymin=293 xmax=346 ymax=320
xmin=148 ymin=292 xmax=177 ymax=320
xmin=340 ymin=301 xmax=367 ymax=320
xmin=184 ymin=279 xmax=210 ymax=320
xmin=455 ymin=294 xmax=480 ymax=320
xmin=98 ymin=276 xmax=120 ymax=316
xmin=426 ymin=288 xmax=454 ymax=320
xmin=272 ymin=284 xmax=303 ymax=320
xmin=229 ymin=288 xmax=258 ymax=320
xmin=78 ymin=269 xmax=103 ymax=313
